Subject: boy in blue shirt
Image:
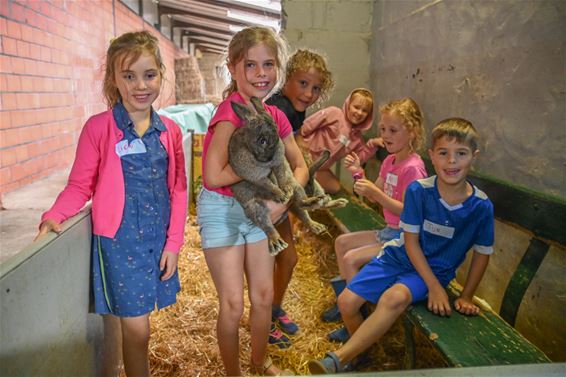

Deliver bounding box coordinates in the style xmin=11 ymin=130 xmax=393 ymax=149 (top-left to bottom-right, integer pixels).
xmin=309 ymin=118 xmax=495 ymax=374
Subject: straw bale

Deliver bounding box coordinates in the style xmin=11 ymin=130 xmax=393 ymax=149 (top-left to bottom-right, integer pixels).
xmin=175 ymin=57 xmax=206 ymax=104
xmin=116 ymin=212 xmax=444 ymax=376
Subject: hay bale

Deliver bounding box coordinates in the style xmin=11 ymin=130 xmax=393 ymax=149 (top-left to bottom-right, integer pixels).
xmin=175 ymin=57 xmax=205 ymax=104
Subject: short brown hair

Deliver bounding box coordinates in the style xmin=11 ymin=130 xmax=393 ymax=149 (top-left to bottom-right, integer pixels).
xmin=431 ymin=118 xmax=479 ymax=151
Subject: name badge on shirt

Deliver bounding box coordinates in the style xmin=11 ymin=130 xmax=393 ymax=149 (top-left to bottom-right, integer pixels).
xmin=115 ymin=138 xmax=147 ymax=157
xmin=423 ymin=219 xmax=455 ymax=239
xmin=386 ymin=172 xmax=398 ymax=186
xmin=338 ymin=134 xmax=351 ymax=147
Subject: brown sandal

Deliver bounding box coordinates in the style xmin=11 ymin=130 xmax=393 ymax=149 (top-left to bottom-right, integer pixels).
xmin=250 ymin=356 xmax=294 ymax=376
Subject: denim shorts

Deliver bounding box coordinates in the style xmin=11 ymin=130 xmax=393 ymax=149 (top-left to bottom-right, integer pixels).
xmin=196 ymin=188 xmax=267 ymax=249
xmin=375 ymin=226 xmax=401 ymax=244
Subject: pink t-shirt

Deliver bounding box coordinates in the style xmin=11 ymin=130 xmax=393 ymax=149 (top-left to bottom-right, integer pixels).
xmin=379 ymin=153 xmax=427 ymax=227
xmin=202 ymin=92 xmax=293 ymax=196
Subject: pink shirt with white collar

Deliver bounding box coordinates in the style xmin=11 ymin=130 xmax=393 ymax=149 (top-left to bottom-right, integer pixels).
xmin=41 ymin=109 xmax=188 ymax=253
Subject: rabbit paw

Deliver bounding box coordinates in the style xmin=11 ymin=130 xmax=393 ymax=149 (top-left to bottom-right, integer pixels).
xmin=308 ymin=221 xmax=327 ymax=235
xmin=324 ymin=198 xmax=349 ymax=209
xmin=299 ymin=195 xmax=327 ymax=210
xmin=268 ymin=235 xmax=289 ymax=256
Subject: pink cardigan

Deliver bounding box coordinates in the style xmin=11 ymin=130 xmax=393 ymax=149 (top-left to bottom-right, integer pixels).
xmin=41 ymin=109 xmax=188 ymax=253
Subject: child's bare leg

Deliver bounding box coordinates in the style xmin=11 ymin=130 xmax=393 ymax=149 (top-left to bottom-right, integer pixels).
xmin=343 ymin=244 xmax=381 ymax=281
xmin=245 ymin=239 xmax=285 ymax=375
xmin=315 ymin=169 xmax=341 ymax=194
xmin=204 ymin=245 xmax=246 ymax=376
xmin=120 ymin=314 xmax=150 ymax=377
xmin=273 ymin=216 xmax=298 ymax=307
xmin=336 ymin=284 xmax=412 ymax=364
xmin=335 ymin=231 xmax=379 ymax=280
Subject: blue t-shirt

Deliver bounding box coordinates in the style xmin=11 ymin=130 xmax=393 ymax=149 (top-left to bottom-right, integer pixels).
xmin=382 ymin=176 xmax=494 ymax=281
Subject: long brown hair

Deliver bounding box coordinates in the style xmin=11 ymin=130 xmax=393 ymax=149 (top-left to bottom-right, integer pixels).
xmin=222 ymin=27 xmax=288 ymax=99
xmin=102 ymin=31 xmax=165 ymax=107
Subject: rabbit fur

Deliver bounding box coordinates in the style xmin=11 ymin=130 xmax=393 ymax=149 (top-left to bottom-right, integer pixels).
xmin=228 ymin=97 xmax=327 ymax=256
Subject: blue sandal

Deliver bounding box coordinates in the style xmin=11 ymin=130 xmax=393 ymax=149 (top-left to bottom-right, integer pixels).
xmin=308 ymin=351 xmax=344 ymax=374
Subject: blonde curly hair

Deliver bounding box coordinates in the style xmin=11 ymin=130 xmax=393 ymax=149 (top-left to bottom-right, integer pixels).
xmin=380 ymin=98 xmax=425 ymax=152
xmin=284 ymin=49 xmax=334 ymax=107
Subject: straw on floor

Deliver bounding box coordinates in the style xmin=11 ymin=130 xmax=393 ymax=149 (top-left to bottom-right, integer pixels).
xmin=120 ymin=211 xmax=443 ymax=376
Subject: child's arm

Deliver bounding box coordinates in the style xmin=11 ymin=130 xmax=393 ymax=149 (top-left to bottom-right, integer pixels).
xmin=37 ymin=121 xmax=101 ymax=239
xmin=299 ymin=109 xmax=330 ymax=137
xmin=405 ymin=232 xmax=452 ymax=316
xmin=204 ymin=121 xmax=243 ymax=188
xmin=455 ymin=251 xmax=490 ymax=315
xmin=347 ymin=152 xmax=405 ymax=215
xmin=283 ymin=133 xmax=309 ymax=186
xmin=266 ymin=133 xmax=309 ymax=222
xmin=163 ymin=121 xmax=188 ymax=254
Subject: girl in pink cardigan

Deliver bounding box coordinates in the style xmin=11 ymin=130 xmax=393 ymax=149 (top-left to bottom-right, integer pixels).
xmin=36 ymin=31 xmax=187 ymax=377
xmin=300 ymin=88 xmax=383 ymax=193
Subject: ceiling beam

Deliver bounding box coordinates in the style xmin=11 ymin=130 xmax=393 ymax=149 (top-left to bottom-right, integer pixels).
xmin=172 ymin=18 xmax=235 ymax=37
xmin=197 ymin=0 xmax=280 ymax=18
xmin=158 ymin=4 xmax=250 ymax=28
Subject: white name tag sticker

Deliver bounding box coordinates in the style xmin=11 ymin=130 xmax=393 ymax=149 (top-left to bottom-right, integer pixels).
xmin=386 ymin=172 xmax=398 ymax=186
xmin=423 ymin=219 xmax=455 ymax=239
xmin=115 ymin=139 xmax=147 ymax=157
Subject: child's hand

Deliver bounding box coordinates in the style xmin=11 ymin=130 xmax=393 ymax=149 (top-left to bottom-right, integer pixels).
xmin=160 ymin=251 xmax=179 ymax=281
xmin=454 ymin=296 xmax=480 ymax=316
xmin=352 ymin=178 xmax=377 ymax=198
xmin=344 ymin=152 xmax=362 ymax=174
xmin=34 ymin=219 xmax=62 ymax=241
xmin=367 ymin=137 xmax=385 ymax=149
xmin=427 ymin=285 xmax=452 ymax=317
xmin=266 ymin=199 xmax=290 ymax=224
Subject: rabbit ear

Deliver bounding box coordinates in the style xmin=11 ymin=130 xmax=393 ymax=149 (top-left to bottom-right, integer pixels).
xmin=231 ymin=101 xmax=252 ymax=121
xmin=250 ymin=97 xmax=266 ymax=114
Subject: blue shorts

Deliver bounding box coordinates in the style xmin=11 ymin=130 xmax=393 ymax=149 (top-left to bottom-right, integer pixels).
xmin=347 ymin=254 xmax=451 ymax=304
xmin=376 ymin=226 xmax=401 ymax=243
xmin=196 ymin=188 xmax=267 ymax=249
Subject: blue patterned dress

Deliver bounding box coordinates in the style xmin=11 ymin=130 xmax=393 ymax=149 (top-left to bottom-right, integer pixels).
xmin=91 ymin=103 xmax=181 ymax=317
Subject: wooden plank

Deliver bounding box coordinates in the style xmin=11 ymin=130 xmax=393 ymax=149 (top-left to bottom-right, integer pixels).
xmin=406 ymin=284 xmax=551 ymax=367
xmin=329 ymin=191 xmax=386 ymax=232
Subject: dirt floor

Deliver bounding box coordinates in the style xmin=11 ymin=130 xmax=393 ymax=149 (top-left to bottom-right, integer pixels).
xmin=142 ymin=212 xmax=446 ymax=376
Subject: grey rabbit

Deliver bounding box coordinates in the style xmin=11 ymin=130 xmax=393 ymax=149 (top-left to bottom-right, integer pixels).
xmin=228 ymin=97 xmax=327 ymax=256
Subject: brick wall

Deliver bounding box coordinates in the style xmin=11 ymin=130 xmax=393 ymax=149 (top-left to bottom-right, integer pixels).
xmin=0 ymin=0 xmax=189 ymax=195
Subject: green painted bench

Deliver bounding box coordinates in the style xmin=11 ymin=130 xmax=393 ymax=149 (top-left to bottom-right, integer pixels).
xmin=327 ymin=191 xmax=551 ymax=368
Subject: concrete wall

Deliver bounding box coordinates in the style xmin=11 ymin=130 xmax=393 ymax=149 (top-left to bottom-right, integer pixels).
xmin=0 ymin=0 xmax=190 ymax=196
xmin=282 ymin=0 xmax=374 ymax=111
xmin=370 ymin=0 xmax=565 ymax=198
xmin=0 ymin=208 xmax=121 ymax=377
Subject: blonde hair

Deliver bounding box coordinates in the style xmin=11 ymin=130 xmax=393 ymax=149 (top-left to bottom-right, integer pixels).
xmin=285 ymin=49 xmax=334 ymax=107
xmin=380 ymin=98 xmax=425 ymax=152
xmin=350 ymin=88 xmax=374 ymax=109
xmin=431 ymin=118 xmax=479 ymax=151
xmin=222 ymin=27 xmax=288 ymax=100
xmin=103 ymin=31 xmax=164 ymax=108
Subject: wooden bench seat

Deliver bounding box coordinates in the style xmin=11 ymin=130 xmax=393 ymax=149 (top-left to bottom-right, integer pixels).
xmin=326 ymin=192 xmax=551 ymax=368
